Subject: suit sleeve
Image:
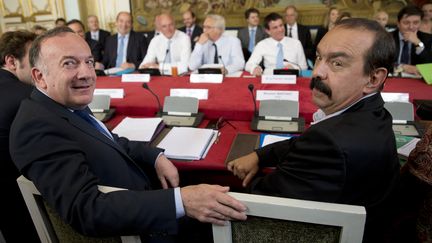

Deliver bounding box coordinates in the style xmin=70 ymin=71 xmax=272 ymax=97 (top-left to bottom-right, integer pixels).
xmin=10 ymin=111 xmax=177 ymax=237
xmin=251 ymin=128 xmax=345 ymax=202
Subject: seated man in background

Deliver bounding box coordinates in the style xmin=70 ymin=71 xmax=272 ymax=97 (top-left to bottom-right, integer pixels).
xmin=0 ymin=30 xmax=39 ymax=243
xmin=102 ymin=11 xmax=148 ymax=70
xmin=179 ymin=10 xmax=203 ymax=50
xmin=67 ymin=19 xmax=103 ymax=70
xmin=229 ymin=18 xmax=400 ymax=243
xmin=55 ymin=17 xmax=66 ymax=27
xmin=245 ymin=12 xmax=307 ymax=76
xmin=284 ymin=5 xmax=315 ymax=63
xmin=374 ymin=9 xmax=394 ymax=31
xmin=139 ymin=13 xmax=191 ymax=75
xmin=189 ymin=14 xmax=245 ymax=75
xmin=10 ymin=27 xmax=246 ymax=242
xmin=237 ymin=8 xmax=267 ymax=61
xmin=391 ymin=6 xmax=432 ymax=75
xmin=85 ymin=15 xmax=110 ymax=51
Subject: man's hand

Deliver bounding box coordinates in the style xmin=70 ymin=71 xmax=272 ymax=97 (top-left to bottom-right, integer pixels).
xmin=401 ymin=64 xmax=420 ymax=75
xmin=139 ymin=62 xmax=159 ymax=69
xmin=252 ymin=66 xmax=263 ymax=76
xmin=402 ymin=31 xmax=421 ymax=45
xmin=197 ymin=33 xmax=209 ymax=44
xmin=227 ymin=152 xmax=259 ymax=187
xmin=181 ymin=184 xmax=247 ymax=225
xmin=120 ymin=62 xmax=135 ymax=70
xmin=155 ymin=154 xmax=179 ymax=189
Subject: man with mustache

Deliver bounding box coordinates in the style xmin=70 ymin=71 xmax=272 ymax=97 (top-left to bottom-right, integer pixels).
xmin=228 ymin=18 xmax=400 ymax=243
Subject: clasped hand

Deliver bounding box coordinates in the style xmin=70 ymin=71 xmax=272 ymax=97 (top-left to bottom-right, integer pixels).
xmin=226 ymin=152 xmax=260 ymax=187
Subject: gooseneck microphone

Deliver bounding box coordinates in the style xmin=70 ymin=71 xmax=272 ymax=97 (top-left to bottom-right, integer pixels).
xmin=248 ymin=84 xmax=258 ymax=117
xmin=283 ymin=59 xmax=302 ymax=77
xmin=161 ymin=48 xmax=170 ymax=76
xmin=218 ymin=55 xmax=226 ymax=75
xmin=142 ymin=83 xmax=162 ymax=114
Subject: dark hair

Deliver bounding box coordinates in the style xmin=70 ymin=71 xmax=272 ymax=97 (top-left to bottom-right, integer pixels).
xmin=55 ymin=18 xmax=66 ymax=25
xmin=245 ymin=8 xmax=260 ymax=19
xmin=397 ymin=6 xmax=423 ymax=21
xmin=66 ymin=19 xmax=85 ymax=30
xmin=29 ymin=27 xmax=75 ymax=68
xmin=264 ymin=12 xmax=283 ymax=29
xmin=0 ymin=30 xmax=37 ymax=67
xmin=335 ymin=18 xmax=395 ymax=77
xmin=336 ymin=11 xmax=351 ymax=23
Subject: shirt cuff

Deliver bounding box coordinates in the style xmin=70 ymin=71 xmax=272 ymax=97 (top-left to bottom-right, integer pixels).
xmin=174 ymin=187 xmax=185 ymax=218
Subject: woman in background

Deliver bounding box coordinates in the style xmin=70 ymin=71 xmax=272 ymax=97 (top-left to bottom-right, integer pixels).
xmin=314 ymin=6 xmax=339 ymax=47
xmin=420 ymin=1 xmax=432 ymax=33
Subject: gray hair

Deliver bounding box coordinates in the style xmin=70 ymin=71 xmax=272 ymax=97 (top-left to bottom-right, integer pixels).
xmin=206 ymin=14 xmax=225 ymax=31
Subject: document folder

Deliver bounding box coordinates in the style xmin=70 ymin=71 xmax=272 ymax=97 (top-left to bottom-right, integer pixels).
xmin=225 ymin=134 xmax=259 ymax=165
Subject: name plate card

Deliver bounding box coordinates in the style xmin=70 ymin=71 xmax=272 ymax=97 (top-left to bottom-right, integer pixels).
xmin=121 ymin=74 xmax=150 ymax=82
xmin=381 ymin=92 xmax=409 ymax=102
xmin=190 ymin=74 xmax=223 ymax=83
xmin=170 ymin=89 xmax=209 ymax=100
xmin=94 ymin=89 xmax=124 ymax=99
xmin=261 ymin=75 xmax=296 ymax=84
xmin=256 ymin=90 xmax=299 ymax=101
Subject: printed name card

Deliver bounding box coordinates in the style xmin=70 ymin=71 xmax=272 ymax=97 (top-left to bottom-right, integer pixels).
xmin=190 ymin=74 xmax=223 ymax=83
xmin=256 ymin=90 xmax=299 ymax=101
xmin=121 ymin=74 xmax=150 ymax=82
xmin=170 ymin=89 xmax=209 ymax=100
xmin=94 ymin=89 xmax=124 ymax=99
xmin=381 ymin=92 xmax=409 ymax=102
xmin=261 ymin=75 xmax=296 ymax=84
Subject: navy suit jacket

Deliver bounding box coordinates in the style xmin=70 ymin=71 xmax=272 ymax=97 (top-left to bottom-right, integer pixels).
xmin=179 ymin=25 xmax=203 ymax=50
xmin=103 ymin=31 xmax=148 ymax=69
xmin=391 ymin=29 xmax=432 ymax=65
xmin=285 ymin=23 xmax=315 ymax=62
xmin=252 ymin=93 xmax=400 ymax=242
xmin=85 ymin=29 xmax=110 ymax=50
xmin=237 ymin=26 xmax=267 ymax=61
xmin=0 ymin=69 xmax=38 ymax=242
xmin=86 ymin=38 xmax=103 ymax=62
xmin=10 ymin=89 xmax=177 ymax=237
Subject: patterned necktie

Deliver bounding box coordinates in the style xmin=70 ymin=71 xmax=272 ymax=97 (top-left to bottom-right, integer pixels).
xmin=213 ymin=43 xmax=219 ymax=64
xmin=400 ymin=41 xmax=410 ymax=64
xmin=74 ymin=110 xmax=112 ymax=139
xmin=288 ymin=27 xmax=292 ymax=38
xmin=116 ymin=35 xmax=125 ymax=67
xmin=187 ymin=28 xmax=192 ymax=38
xmin=166 ymin=39 xmax=171 ymax=63
xmin=248 ymin=29 xmax=255 ymax=53
xmin=276 ymin=42 xmax=284 ymax=69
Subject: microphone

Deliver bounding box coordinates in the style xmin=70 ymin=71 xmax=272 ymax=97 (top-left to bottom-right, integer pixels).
xmin=248 ymin=84 xmax=258 ymax=117
xmin=161 ymin=48 xmax=169 ymax=76
xmin=283 ymin=59 xmax=302 ymax=77
xmin=142 ymin=83 xmax=162 ymax=114
xmin=218 ymin=55 xmax=226 ymax=75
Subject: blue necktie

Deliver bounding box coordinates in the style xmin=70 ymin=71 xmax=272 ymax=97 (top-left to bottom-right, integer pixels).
xmin=116 ymin=35 xmax=125 ymax=67
xmin=74 ymin=110 xmax=112 ymax=139
xmin=248 ymin=29 xmax=255 ymax=53
xmin=165 ymin=39 xmax=172 ymax=63
xmin=400 ymin=41 xmax=410 ymax=64
xmin=276 ymin=43 xmax=284 ymax=69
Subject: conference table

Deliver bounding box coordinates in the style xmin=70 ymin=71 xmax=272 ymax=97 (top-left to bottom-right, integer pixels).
xmin=97 ymin=74 xmax=432 ymax=187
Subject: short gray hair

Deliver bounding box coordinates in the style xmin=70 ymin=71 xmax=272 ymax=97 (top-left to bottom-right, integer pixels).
xmin=206 ymin=14 xmax=225 ymax=31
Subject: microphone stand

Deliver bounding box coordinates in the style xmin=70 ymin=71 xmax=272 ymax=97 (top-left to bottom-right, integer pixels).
xmin=142 ymin=83 xmax=162 ymax=115
xmin=161 ymin=48 xmax=169 ymax=76
xmin=283 ymin=59 xmax=302 ymax=77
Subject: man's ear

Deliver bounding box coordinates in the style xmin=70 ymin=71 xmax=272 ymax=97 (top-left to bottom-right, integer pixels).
xmin=31 ymin=67 xmax=47 ymax=89
xmin=3 ymin=55 xmax=18 ymax=71
xmin=363 ymin=67 xmax=388 ymax=93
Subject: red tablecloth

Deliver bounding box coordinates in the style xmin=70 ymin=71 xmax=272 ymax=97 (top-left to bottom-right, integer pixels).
xmin=97 ymin=75 xmax=432 ymax=124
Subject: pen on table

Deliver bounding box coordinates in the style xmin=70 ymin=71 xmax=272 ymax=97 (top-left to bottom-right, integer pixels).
xmin=215 ymin=131 xmax=221 ymax=144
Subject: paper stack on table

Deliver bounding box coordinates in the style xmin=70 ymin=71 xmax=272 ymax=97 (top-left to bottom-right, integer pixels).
xmin=112 ymin=117 xmax=164 ymax=142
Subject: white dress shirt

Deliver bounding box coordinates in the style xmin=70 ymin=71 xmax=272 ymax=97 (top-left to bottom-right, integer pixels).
xmin=140 ymin=30 xmax=191 ymax=74
xmin=189 ymin=34 xmax=245 ymax=74
xmin=90 ymin=30 xmax=100 ymax=41
xmin=245 ymin=36 xmax=307 ymax=75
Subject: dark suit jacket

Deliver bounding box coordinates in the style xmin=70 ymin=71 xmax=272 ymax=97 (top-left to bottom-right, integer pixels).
xmin=314 ymin=26 xmax=328 ymax=47
xmin=391 ymin=29 xmax=432 ymax=65
xmin=102 ymin=31 xmax=148 ymax=69
xmin=0 ymin=69 xmax=39 ymax=242
xmin=10 ymin=89 xmax=177 ymax=237
xmin=86 ymin=38 xmax=103 ymax=62
xmin=285 ymin=24 xmax=315 ymax=63
xmin=251 ymin=94 xmax=400 ymax=243
xmin=179 ymin=25 xmax=203 ymax=50
xmin=237 ymin=26 xmax=267 ymax=61
xmin=85 ymin=29 xmax=110 ymax=50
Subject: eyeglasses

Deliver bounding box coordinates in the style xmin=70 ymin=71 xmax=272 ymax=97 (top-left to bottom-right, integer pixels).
xmin=215 ymin=117 xmax=236 ymax=130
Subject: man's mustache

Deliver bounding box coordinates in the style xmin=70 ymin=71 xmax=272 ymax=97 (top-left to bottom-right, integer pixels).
xmin=310 ymin=77 xmax=332 ymax=98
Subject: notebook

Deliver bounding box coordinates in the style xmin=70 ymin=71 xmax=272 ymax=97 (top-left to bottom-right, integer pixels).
xmin=416 ymin=63 xmax=432 ymax=85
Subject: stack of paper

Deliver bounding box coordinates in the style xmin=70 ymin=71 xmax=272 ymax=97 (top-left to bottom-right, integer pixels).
xmin=112 ymin=117 xmax=164 ymax=142
xmin=396 ymin=135 xmax=420 ymax=159
xmin=157 ymin=127 xmax=217 ymax=160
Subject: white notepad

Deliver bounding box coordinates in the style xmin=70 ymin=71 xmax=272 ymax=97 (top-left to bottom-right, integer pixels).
xmin=112 ymin=117 xmax=163 ymax=142
xmin=157 ymin=127 xmax=217 ymax=160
